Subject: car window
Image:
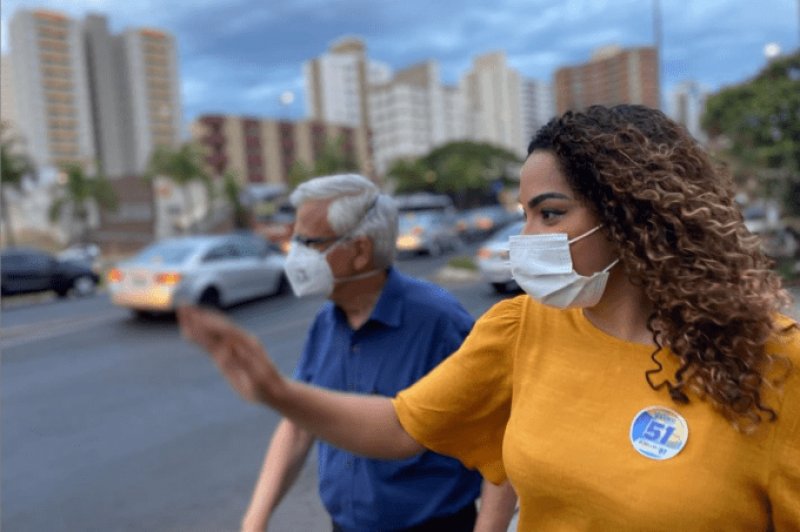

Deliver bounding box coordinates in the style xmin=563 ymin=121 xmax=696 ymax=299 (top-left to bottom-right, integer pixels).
xmin=203 ymin=244 xmax=239 ymax=262
xmin=1 ymin=254 xmax=26 ymax=269
xmin=231 ymin=236 xmax=272 ymax=258
xmin=8 ymin=251 xmax=55 ymax=269
xmin=132 ymin=242 xmax=198 ymax=265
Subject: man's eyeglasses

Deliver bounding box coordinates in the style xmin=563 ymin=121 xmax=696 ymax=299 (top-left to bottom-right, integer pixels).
xmin=291 ymin=234 xmax=341 ymax=247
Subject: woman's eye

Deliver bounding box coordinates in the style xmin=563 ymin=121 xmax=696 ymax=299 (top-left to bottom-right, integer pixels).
xmin=541 ymin=209 xmax=565 ymax=221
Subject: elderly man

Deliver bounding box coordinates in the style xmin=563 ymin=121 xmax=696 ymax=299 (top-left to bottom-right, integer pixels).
xmin=228 ymin=174 xmax=515 ymax=531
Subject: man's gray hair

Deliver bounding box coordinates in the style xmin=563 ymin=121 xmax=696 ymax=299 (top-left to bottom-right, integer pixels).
xmin=289 ymin=174 xmax=398 ymax=268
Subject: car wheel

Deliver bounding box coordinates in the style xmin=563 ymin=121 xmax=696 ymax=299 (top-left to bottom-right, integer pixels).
xmin=72 ymin=275 xmax=97 ymax=297
xmin=276 ymin=274 xmax=290 ymax=295
xmin=427 ymin=241 xmax=442 ymax=257
xmin=131 ymin=309 xmax=151 ymax=320
xmin=198 ymin=287 xmax=222 ymax=309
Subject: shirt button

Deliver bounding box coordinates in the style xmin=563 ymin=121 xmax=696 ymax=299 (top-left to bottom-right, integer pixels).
xmin=351 ymin=344 xmax=360 ymax=353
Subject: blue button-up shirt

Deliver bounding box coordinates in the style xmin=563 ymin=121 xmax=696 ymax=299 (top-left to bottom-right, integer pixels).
xmin=294 ymin=267 xmax=481 ymax=531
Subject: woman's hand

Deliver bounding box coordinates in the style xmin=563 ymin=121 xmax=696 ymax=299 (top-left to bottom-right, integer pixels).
xmin=177 ymin=306 xmax=286 ymax=405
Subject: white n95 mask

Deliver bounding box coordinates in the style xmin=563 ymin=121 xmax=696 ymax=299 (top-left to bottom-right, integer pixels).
xmin=284 ymin=238 xmax=383 ymax=298
xmin=284 ymin=242 xmax=337 ymax=297
xmin=508 ymin=224 xmax=618 ymax=309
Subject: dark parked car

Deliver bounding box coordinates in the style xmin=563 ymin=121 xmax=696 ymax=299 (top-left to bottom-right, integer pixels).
xmin=1 ymin=247 xmax=99 ymax=298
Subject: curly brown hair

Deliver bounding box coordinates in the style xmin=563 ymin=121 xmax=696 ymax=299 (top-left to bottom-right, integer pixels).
xmin=529 ymin=104 xmax=794 ymax=431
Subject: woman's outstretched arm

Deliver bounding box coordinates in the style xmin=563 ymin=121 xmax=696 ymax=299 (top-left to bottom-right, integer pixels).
xmin=178 ymin=305 xmax=424 ymax=459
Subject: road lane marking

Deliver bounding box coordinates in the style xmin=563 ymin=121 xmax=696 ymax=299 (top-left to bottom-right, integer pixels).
xmin=0 ymin=312 xmax=124 ymax=351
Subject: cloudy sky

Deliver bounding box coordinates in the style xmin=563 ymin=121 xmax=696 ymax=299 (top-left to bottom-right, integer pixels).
xmin=2 ymin=0 xmax=798 ymax=129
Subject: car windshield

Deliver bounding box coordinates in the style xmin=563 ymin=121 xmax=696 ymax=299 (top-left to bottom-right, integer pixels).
xmin=130 ymin=241 xmax=199 ymax=265
xmin=398 ymin=212 xmax=440 ymax=230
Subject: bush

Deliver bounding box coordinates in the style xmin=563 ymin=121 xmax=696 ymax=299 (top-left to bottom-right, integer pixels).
xmin=447 ymin=256 xmax=477 ymax=271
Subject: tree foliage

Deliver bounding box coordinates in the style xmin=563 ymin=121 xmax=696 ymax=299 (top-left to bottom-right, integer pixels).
xmin=146 ymin=143 xmax=211 ymax=190
xmin=222 ymin=170 xmax=251 ymax=229
xmin=49 ymin=163 xmax=118 ymax=245
xmin=146 ymin=143 xmax=212 ymax=233
xmin=0 ymin=122 xmax=35 ymax=246
xmin=703 ymin=50 xmax=799 ymax=171
xmin=386 ymin=141 xmax=522 ymax=207
xmin=288 ymin=135 xmax=359 ymax=189
xmin=703 ymin=50 xmax=800 ymax=215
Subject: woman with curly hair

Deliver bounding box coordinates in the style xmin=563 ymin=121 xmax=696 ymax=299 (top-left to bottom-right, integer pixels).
xmin=180 ymin=104 xmax=799 ymax=531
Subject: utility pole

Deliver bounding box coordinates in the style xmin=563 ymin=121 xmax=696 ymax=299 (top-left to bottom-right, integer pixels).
xmin=653 ymin=0 xmax=664 ymax=110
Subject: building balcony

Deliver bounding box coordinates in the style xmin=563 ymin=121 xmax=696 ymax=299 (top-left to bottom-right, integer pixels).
xmin=202 ymin=133 xmax=226 ymax=146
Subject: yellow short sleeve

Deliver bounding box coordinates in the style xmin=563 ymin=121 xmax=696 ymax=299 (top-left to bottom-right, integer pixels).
xmin=766 ymin=323 xmax=800 ymax=530
xmin=392 ymin=296 xmax=524 ymax=484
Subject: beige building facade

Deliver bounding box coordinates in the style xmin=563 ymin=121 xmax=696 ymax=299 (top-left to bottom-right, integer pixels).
xmin=554 ymin=45 xmax=660 ymax=115
xmin=191 ymin=115 xmax=364 ymax=186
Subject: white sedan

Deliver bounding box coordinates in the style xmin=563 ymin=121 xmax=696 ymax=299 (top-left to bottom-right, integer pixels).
xmin=108 ymin=233 xmax=287 ymax=316
xmin=475 ymin=221 xmax=525 ymax=293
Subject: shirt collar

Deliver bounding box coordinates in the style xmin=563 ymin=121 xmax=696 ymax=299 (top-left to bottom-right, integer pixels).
xmin=331 ymin=267 xmax=404 ymax=330
xmin=366 ymin=267 xmax=404 ymax=328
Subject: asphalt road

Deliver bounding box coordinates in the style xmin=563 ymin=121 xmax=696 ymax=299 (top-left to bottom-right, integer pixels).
xmin=4 ymin=251 xmax=798 ymax=532
xmin=1 ymin=248 xmax=511 ymax=532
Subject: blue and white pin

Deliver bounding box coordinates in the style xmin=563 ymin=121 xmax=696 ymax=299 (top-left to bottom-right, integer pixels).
xmin=629 ymin=406 xmax=688 ymax=460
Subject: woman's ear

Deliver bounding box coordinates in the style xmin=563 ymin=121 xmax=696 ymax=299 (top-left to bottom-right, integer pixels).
xmin=352 ymin=235 xmax=374 ymax=270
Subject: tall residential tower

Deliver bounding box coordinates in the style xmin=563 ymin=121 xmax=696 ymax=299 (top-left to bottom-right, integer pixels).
xmin=554 ymin=45 xmax=660 ymax=114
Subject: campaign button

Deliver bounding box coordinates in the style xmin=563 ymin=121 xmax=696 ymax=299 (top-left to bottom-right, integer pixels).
xmin=630 ymin=406 xmax=688 ymax=460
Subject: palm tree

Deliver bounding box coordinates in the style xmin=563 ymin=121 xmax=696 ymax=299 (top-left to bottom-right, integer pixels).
xmin=0 ymin=123 xmax=35 ymax=246
xmin=222 ymin=170 xmax=251 ymax=229
xmin=48 ymin=164 xmax=118 ymax=245
xmin=146 ymin=144 xmax=211 ymax=234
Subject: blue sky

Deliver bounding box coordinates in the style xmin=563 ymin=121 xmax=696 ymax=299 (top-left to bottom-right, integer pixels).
xmin=2 ymin=0 xmax=798 ymax=127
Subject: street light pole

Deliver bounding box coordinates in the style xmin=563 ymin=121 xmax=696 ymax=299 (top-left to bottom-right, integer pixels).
xmin=653 ymin=0 xmax=664 ymax=110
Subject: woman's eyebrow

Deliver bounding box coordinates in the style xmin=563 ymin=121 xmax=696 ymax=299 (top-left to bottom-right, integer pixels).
xmin=527 ymin=192 xmax=572 ymax=209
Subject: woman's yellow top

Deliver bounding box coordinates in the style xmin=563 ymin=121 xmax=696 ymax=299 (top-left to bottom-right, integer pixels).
xmin=393 ymin=295 xmax=800 ymax=531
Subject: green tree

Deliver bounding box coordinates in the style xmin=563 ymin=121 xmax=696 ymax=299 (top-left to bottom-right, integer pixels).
xmin=703 ymin=50 xmax=800 ymax=214
xmin=288 ymin=135 xmax=359 ymax=189
xmin=387 ymin=141 xmax=522 ymax=207
xmin=146 ymin=143 xmax=211 ymax=234
xmin=48 ymin=163 xmax=118 ymax=245
xmin=0 ymin=123 xmax=35 ymax=246
xmin=222 ymin=170 xmax=251 ymax=229
xmin=287 ymin=160 xmax=313 ymax=190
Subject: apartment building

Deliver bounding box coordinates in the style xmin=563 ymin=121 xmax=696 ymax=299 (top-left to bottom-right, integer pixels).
xmin=8 ymin=9 xmax=96 ymax=170
xmin=670 ymin=80 xmax=708 ymax=143
xmin=119 ymin=26 xmax=182 ymax=174
xmin=303 ymin=37 xmax=390 ymax=177
xmin=462 ymin=52 xmax=525 ymax=157
xmin=521 ymin=78 xmax=555 ymax=146
xmin=190 ymin=115 xmax=363 ymax=186
xmin=304 ymin=36 xmax=391 ymax=128
xmin=368 ymin=61 xmax=473 ymax=175
xmin=554 ymin=45 xmax=660 ymax=114
xmin=7 ymin=10 xmax=181 ymax=177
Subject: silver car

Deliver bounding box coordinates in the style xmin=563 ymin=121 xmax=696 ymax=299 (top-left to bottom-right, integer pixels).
xmin=476 ymin=221 xmax=525 ymax=293
xmin=396 ymin=211 xmax=461 ymax=256
xmin=108 ymin=233 xmax=286 ymax=316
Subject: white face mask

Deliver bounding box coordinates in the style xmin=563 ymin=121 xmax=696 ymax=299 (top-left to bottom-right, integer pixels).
xmin=283 ymin=240 xmax=339 ymax=298
xmin=284 ymin=240 xmax=383 ymax=298
xmin=508 ymin=224 xmax=619 ymax=309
